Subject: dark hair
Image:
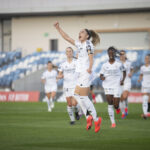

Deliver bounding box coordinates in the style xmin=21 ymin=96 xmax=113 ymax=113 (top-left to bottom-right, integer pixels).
xmin=107 ymin=46 xmax=116 ymax=53
xmin=47 ymin=61 xmax=52 ymax=64
xmin=85 ymin=29 xmax=100 ymax=46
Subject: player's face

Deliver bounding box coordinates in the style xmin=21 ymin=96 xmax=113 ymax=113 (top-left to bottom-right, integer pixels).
xmin=120 ymin=52 xmax=126 ymax=61
xmin=145 ymin=56 xmax=150 ymax=64
xmin=47 ymin=63 xmax=53 ymax=70
xmin=78 ymin=29 xmax=89 ymax=42
xmin=108 ymin=50 xmax=115 ymax=60
xmin=66 ymin=48 xmax=73 ymax=58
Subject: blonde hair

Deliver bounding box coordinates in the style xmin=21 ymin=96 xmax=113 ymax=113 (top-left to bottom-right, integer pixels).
xmin=85 ymin=29 xmax=100 ymax=46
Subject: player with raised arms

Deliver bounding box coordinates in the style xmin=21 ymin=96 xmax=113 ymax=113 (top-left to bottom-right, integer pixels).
xmin=54 ymin=22 xmax=102 ymax=133
xmin=100 ymin=47 xmax=126 ymax=128
xmin=41 ymin=61 xmax=57 ymax=112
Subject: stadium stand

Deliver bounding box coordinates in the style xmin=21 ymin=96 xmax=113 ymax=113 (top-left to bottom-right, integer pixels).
xmin=0 ymin=50 xmax=149 ymax=89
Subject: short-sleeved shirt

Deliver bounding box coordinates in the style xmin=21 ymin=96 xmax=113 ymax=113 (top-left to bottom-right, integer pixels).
xmin=140 ymin=65 xmax=150 ymax=87
xmin=100 ymin=60 xmax=125 ymax=88
xmin=58 ymin=59 xmax=77 ymax=88
xmin=41 ymin=69 xmax=57 ymax=87
xmin=75 ymin=40 xmax=94 ymax=73
xmin=122 ymin=60 xmax=133 ymax=83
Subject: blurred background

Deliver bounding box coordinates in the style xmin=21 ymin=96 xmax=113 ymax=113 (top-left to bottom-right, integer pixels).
xmin=0 ymin=0 xmax=150 ymax=101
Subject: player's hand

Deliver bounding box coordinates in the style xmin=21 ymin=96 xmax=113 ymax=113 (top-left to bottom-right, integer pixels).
xmin=120 ymin=80 xmax=124 ymax=85
xmin=100 ymin=74 xmax=105 ymax=81
xmin=138 ymin=79 xmax=141 ymax=83
xmin=54 ymin=22 xmax=59 ymax=29
xmin=128 ymin=73 xmax=132 ymax=78
xmin=87 ymin=68 xmax=92 ymax=74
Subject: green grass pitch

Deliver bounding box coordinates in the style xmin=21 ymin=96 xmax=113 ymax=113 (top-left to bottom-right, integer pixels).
xmin=0 ymin=102 xmax=150 ymax=150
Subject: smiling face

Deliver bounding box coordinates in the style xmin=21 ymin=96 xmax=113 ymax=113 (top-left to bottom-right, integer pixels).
xmin=78 ymin=29 xmax=89 ymax=42
xmin=108 ymin=49 xmax=115 ymax=61
xmin=145 ymin=55 xmax=150 ymax=64
xmin=120 ymin=51 xmax=126 ymax=61
xmin=66 ymin=47 xmax=73 ymax=58
xmin=47 ymin=62 xmax=53 ymax=70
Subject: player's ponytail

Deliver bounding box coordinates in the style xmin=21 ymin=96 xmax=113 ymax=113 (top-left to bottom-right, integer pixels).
xmin=85 ymin=29 xmax=100 ymax=46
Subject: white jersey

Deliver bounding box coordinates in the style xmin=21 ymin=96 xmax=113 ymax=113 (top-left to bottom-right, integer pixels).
xmin=122 ymin=60 xmax=133 ymax=83
xmin=100 ymin=60 xmax=125 ymax=88
xmin=140 ymin=65 xmax=150 ymax=88
xmin=41 ymin=69 xmax=57 ymax=87
xmin=75 ymin=40 xmax=94 ymax=73
xmin=58 ymin=59 xmax=77 ymax=88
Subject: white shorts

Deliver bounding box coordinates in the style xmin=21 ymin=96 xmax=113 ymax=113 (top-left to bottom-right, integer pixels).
xmin=121 ymin=82 xmax=131 ymax=93
xmin=76 ymin=71 xmax=91 ymax=87
xmin=142 ymin=87 xmax=150 ymax=94
xmin=104 ymin=87 xmax=121 ymax=98
xmin=64 ymin=88 xmax=75 ymax=97
xmin=45 ymin=85 xmax=57 ymax=93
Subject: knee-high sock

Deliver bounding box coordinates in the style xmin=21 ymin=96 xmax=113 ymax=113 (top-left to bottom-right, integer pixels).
xmin=120 ymin=101 xmax=125 ymax=114
xmin=74 ymin=94 xmax=87 ymax=117
xmin=80 ymin=96 xmax=98 ymax=121
xmin=108 ymin=105 xmax=115 ymax=124
xmin=67 ymin=106 xmax=75 ymax=122
xmin=142 ymin=95 xmax=149 ymax=115
xmin=46 ymin=97 xmax=51 ymax=109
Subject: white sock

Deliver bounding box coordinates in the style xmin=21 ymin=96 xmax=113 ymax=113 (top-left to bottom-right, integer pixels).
xmin=80 ymin=96 xmax=98 ymax=121
xmin=46 ymin=97 xmax=51 ymax=109
xmin=108 ymin=105 xmax=115 ymax=124
xmin=51 ymin=98 xmax=54 ymax=108
xmin=67 ymin=106 xmax=75 ymax=122
xmin=142 ymin=95 xmax=149 ymax=115
xmin=120 ymin=101 xmax=125 ymax=114
xmin=74 ymin=94 xmax=87 ymax=117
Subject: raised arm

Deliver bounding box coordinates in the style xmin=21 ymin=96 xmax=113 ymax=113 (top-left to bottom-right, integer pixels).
xmin=54 ymin=22 xmax=75 ymax=45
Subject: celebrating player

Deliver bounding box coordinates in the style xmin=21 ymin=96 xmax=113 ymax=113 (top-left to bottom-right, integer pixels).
xmin=57 ymin=47 xmax=80 ymax=125
xmin=54 ymin=22 xmax=102 ymax=133
xmin=41 ymin=61 xmax=57 ymax=112
xmin=138 ymin=55 xmax=150 ymax=119
xmin=100 ymin=47 xmax=126 ymax=128
xmin=120 ymin=50 xmax=134 ymax=118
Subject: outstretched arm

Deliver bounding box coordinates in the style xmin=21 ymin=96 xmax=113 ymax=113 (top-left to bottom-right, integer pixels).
xmin=54 ymin=22 xmax=75 ymax=45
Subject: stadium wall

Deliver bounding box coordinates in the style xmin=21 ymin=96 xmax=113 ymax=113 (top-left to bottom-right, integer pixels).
xmin=11 ymin=12 xmax=150 ymax=56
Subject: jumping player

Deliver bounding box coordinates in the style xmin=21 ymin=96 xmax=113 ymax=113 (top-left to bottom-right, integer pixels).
xmin=57 ymin=47 xmax=80 ymax=125
xmin=120 ymin=50 xmax=134 ymax=118
xmin=54 ymin=22 xmax=102 ymax=133
xmin=41 ymin=61 xmax=57 ymax=112
xmin=100 ymin=47 xmax=126 ymax=128
xmin=138 ymin=55 xmax=150 ymax=119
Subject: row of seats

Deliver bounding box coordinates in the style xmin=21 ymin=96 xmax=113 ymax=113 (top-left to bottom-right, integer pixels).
xmin=0 ymin=50 xmax=149 ymax=88
xmin=0 ymin=51 xmax=22 ymax=67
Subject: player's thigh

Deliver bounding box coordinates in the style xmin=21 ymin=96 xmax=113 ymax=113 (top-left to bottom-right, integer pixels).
xmin=51 ymin=91 xmax=56 ymax=99
xmin=106 ymin=95 xmax=113 ymax=105
xmin=71 ymin=97 xmax=78 ymax=106
xmin=46 ymin=92 xmax=51 ymax=99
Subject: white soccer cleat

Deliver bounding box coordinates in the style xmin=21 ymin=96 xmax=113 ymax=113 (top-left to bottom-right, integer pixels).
xmin=48 ymin=107 xmax=52 ymax=112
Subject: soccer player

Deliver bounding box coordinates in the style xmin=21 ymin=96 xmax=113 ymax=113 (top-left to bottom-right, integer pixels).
xmin=120 ymin=50 xmax=134 ymax=118
xmin=57 ymin=47 xmax=80 ymax=125
xmin=41 ymin=61 xmax=58 ymax=112
xmin=138 ymin=55 xmax=150 ymax=119
xmin=54 ymin=22 xmax=102 ymax=133
xmin=100 ymin=47 xmax=126 ymax=128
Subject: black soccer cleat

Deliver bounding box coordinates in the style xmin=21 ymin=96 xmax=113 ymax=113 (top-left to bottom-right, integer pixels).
xmin=70 ymin=121 xmax=75 ymax=125
xmin=75 ymin=112 xmax=80 ymax=120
